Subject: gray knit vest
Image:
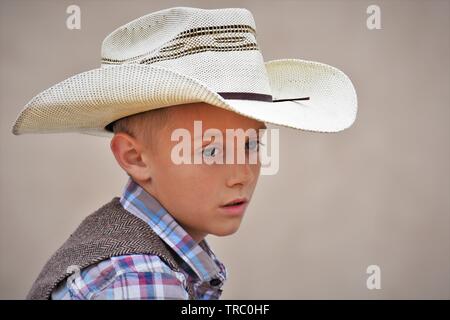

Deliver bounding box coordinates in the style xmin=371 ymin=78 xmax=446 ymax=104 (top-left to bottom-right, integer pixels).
xmin=27 ymin=197 xmax=195 ymax=300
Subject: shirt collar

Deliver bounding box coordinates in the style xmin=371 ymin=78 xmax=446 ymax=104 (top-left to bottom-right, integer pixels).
xmin=119 ymin=177 xmax=227 ymax=284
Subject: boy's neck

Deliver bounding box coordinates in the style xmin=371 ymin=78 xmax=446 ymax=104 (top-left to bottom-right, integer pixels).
xmin=132 ymin=176 xmax=207 ymax=244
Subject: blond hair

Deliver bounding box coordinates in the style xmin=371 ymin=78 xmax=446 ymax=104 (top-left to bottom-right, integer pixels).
xmin=110 ymin=107 xmax=170 ymax=143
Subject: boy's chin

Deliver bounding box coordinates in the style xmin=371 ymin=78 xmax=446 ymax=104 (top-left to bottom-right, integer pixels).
xmin=209 ymin=224 xmax=242 ymax=237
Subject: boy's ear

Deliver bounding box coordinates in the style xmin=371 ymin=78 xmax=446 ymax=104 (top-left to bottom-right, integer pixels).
xmin=110 ymin=133 xmax=152 ymax=182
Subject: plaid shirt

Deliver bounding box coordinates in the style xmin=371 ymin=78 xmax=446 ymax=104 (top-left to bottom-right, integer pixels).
xmin=51 ymin=177 xmax=227 ymax=300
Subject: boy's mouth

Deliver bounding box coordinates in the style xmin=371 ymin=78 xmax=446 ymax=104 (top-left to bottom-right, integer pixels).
xmin=221 ymin=197 xmax=248 ymax=207
xmin=220 ymin=197 xmax=249 ymax=216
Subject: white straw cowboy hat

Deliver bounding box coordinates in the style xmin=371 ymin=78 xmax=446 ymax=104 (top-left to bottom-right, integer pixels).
xmin=11 ymin=7 xmax=357 ymax=138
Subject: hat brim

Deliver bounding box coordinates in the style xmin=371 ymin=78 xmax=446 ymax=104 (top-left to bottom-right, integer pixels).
xmin=11 ymin=59 xmax=357 ymax=137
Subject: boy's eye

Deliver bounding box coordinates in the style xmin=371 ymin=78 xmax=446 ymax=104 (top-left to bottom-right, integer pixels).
xmin=203 ymin=146 xmax=219 ymax=158
xmin=202 ymin=139 xmax=263 ymax=158
xmin=246 ymin=139 xmax=261 ymax=151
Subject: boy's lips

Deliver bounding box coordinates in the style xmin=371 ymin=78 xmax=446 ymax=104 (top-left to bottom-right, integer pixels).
xmin=221 ymin=197 xmax=248 ymax=207
xmin=219 ymin=197 xmax=249 ymax=216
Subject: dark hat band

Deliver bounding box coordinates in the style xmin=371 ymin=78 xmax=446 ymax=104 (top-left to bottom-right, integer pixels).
xmin=217 ymin=92 xmax=309 ymax=102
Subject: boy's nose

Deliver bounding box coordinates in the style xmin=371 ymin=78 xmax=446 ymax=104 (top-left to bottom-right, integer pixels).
xmin=225 ymin=162 xmax=256 ymax=188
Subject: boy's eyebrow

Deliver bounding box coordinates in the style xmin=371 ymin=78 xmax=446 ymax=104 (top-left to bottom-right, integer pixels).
xmin=193 ymin=124 xmax=267 ymax=140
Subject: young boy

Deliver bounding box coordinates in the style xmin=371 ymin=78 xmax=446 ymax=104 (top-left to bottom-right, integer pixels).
xmin=12 ymin=7 xmax=357 ymax=300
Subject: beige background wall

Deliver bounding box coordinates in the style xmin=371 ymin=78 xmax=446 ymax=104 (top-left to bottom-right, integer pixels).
xmin=1 ymin=0 xmax=449 ymax=299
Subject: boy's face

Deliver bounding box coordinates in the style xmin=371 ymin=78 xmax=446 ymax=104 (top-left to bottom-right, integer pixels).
xmin=129 ymin=103 xmax=266 ymax=243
